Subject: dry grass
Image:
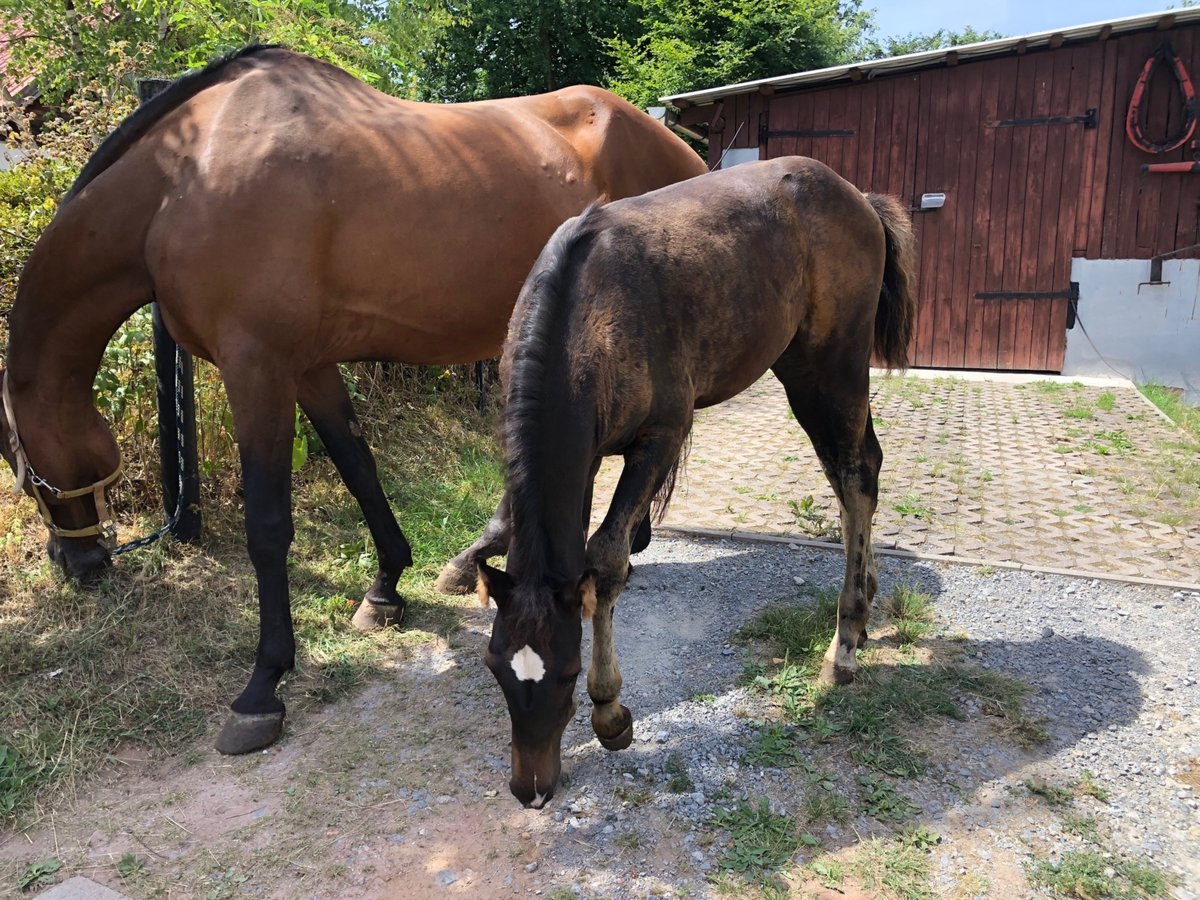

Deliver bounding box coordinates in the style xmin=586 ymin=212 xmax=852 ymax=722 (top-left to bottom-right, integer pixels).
xmin=0 ymin=368 xmax=504 ymax=824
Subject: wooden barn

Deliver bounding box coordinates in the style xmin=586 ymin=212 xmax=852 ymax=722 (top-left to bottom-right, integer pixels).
xmin=660 ymin=9 xmax=1200 ymax=390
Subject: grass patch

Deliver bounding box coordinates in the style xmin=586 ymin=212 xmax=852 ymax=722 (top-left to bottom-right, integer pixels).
xmin=1027 ymin=851 xmax=1172 ymax=898
xmin=886 ymin=585 xmax=934 ymax=646
xmin=1096 ymin=391 xmax=1116 ymax=411
xmin=1076 ymin=770 xmax=1110 ymax=803
xmin=710 ymin=798 xmax=798 ymax=876
xmin=1064 ymin=404 xmax=1095 ymax=420
xmin=858 ymin=774 xmax=919 ymax=822
xmin=1139 ymin=382 xmax=1200 ymax=441
xmin=745 ymin=724 xmax=807 ymax=768
xmin=1025 ymin=778 xmax=1074 ymax=807
xmin=0 ymin=374 xmax=504 ymax=823
xmin=892 ymin=494 xmax=932 ymax=520
xmin=741 ymin=596 xmax=1044 ymax=776
xmin=851 ymin=838 xmax=933 ymax=899
xmin=665 ymin=753 xmax=694 ymax=793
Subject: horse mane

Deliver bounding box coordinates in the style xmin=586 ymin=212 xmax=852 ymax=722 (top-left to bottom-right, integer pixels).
xmin=502 ymin=205 xmax=601 ymax=641
xmin=62 ymin=44 xmax=282 ymax=205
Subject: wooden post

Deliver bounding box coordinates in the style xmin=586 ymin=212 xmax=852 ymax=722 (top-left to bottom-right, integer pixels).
xmin=139 ymin=78 xmax=202 ymax=542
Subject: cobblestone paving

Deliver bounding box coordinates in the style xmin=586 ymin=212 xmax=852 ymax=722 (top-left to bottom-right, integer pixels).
xmin=593 ymin=375 xmax=1200 ymax=586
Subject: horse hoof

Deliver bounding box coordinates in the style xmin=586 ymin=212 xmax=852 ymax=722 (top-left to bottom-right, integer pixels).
xmin=434 ymin=562 xmax=476 ymax=596
xmin=215 ymin=711 xmax=285 ymax=755
xmin=819 ymin=657 xmax=857 ymax=686
xmin=351 ymin=598 xmax=406 ymax=631
xmin=594 ymin=704 xmax=634 ymax=751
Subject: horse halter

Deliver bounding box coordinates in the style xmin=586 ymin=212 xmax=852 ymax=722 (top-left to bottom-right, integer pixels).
xmin=2 ymin=374 xmax=123 ymax=545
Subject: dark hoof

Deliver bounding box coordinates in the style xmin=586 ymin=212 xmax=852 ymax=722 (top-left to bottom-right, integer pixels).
xmin=215 ymin=711 xmax=285 ymax=755
xmin=593 ymin=704 xmax=634 ymax=751
xmin=351 ymin=598 xmax=406 ymax=631
xmin=434 ymin=561 xmax=476 ymax=596
xmin=819 ymin=657 xmax=857 ymax=686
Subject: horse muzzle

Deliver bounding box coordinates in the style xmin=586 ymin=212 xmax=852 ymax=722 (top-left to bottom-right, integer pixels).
xmin=47 ymin=533 xmax=112 ymax=582
xmin=509 ymin=738 xmax=564 ymax=809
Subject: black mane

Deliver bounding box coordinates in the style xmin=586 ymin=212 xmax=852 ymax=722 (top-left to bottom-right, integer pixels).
xmin=501 ymin=205 xmax=601 ymax=639
xmin=63 ymin=44 xmax=283 ymax=204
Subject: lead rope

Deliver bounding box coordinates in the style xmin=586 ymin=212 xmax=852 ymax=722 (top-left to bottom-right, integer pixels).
xmin=111 ymin=344 xmax=187 ymax=555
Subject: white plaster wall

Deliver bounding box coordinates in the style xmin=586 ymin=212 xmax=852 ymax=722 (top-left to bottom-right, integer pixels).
xmin=1066 ymin=258 xmax=1200 ymax=404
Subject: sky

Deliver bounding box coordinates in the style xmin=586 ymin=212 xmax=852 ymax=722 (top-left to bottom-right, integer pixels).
xmin=871 ymin=0 xmax=1185 ymax=41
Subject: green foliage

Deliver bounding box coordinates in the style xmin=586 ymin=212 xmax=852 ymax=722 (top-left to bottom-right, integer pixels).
xmin=861 ymin=26 xmax=1003 ymax=59
xmin=851 ymin=838 xmax=933 ymax=899
xmin=746 ymin=723 xmax=808 ymax=768
xmin=17 ymin=858 xmax=60 ymax=892
xmin=710 ymin=798 xmax=799 ymax=874
xmin=608 ymin=0 xmax=872 ymax=109
xmin=1027 ymin=851 xmax=1171 ymax=898
xmin=857 ymin=773 xmax=919 ymax=822
xmin=421 ymin=0 xmax=640 ymax=101
xmin=0 ymin=743 xmax=35 ymax=818
xmin=0 ymin=0 xmax=422 ymax=102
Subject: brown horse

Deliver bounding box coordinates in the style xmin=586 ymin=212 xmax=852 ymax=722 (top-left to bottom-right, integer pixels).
xmin=468 ymin=157 xmax=916 ymax=807
xmin=0 ymin=46 xmax=706 ymax=756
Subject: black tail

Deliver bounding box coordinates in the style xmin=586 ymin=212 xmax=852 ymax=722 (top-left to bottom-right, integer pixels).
xmin=865 ymin=193 xmax=916 ymax=371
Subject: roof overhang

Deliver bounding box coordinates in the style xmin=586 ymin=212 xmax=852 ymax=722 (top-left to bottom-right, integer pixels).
xmin=662 ymin=8 xmax=1200 ymax=107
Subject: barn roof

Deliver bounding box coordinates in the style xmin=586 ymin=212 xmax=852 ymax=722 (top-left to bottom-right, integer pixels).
xmin=661 ymin=7 xmax=1200 ymax=106
xmin=0 ymin=19 xmax=38 ymax=102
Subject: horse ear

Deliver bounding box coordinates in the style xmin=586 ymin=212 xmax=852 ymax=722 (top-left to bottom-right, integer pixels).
xmin=476 ymin=561 xmax=513 ymax=609
xmin=576 ymin=569 xmax=598 ymax=620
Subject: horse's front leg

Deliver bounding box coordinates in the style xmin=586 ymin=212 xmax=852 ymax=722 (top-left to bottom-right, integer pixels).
xmin=587 ymin=430 xmax=687 ymax=751
xmin=298 ymin=366 xmax=412 ymax=630
xmin=215 ymin=360 xmax=300 ymax=755
xmin=435 ymin=490 xmax=511 ymax=594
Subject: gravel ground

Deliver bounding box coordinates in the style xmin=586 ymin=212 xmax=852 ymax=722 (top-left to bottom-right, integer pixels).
xmin=5 ymin=533 xmax=1197 ymax=899
xmin=500 ymin=533 xmax=1200 ymax=897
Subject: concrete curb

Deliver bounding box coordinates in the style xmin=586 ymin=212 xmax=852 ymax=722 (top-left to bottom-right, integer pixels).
xmin=656 ymin=525 xmax=1200 ymax=593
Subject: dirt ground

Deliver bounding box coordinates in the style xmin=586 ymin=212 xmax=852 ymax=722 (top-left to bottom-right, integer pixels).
xmin=1 ymin=536 xmax=1196 ymax=899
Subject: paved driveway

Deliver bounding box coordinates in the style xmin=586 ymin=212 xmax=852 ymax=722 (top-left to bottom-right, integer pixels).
xmin=594 ymin=373 xmax=1199 ymax=586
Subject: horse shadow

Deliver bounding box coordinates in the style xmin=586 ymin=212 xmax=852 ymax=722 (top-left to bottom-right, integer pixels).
xmin=476 ymin=542 xmax=1151 ymax=823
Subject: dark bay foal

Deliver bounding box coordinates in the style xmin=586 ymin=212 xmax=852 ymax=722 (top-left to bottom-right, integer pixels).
xmin=465 ymin=156 xmax=917 ymax=807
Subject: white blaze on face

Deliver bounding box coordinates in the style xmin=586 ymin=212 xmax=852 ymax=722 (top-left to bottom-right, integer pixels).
xmin=510 ymin=645 xmax=546 ymax=683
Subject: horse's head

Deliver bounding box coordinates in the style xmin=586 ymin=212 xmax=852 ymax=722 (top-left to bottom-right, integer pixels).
xmin=477 ymin=561 xmax=597 ymax=808
xmin=0 ymin=368 xmax=121 ymax=581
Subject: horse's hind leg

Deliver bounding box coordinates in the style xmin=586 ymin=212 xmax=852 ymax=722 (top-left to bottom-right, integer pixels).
xmin=587 ymin=430 xmax=688 ymax=750
xmin=772 ymin=352 xmax=881 ymax=685
xmin=298 ymin=366 xmax=413 ymax=630
xmin=435 ymin=490 xmax=511 ymax=595
xmin=215 ymin=357 xmax=301 ymax=754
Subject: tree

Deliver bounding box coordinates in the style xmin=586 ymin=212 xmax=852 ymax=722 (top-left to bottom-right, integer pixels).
xmin=420 ymin=0 xmax=641 ymax=101
xmin=0 ymin=0 xmax=422 ymax=101
xmin=608 ymin=0 xmax=872 ymax=110
xmin=861 ymin=26 xmax=1004 ymax=60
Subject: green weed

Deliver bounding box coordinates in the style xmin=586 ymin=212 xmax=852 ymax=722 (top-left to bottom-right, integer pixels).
xmin=1096 ymin=391 xmax=1116 ymax=411
xmin=710 ymin=799 xmax=798 ymax=875
xmin=1027 ymin=850 xmax=1171 ymax=898
xmin=1025 ymin=778 xmax=1073 ymax=806
xmin=852 ymin=838 xmax=933 ymax=899
xmin=892 ymin=494 xmax=932 ymax=520
xmin=17 ymin=859 xmax=60 ymax=892
xmin=858 ymin=773 xmax=919 ymax=822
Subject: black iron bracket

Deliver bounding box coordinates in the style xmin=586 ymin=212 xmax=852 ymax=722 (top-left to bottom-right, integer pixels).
xmin=760 ymin=125 xmax=855 ymax=143
xmin=986 ymin=108 xmax=1097 ymax=129
xmin=975 ymin=283 xmax=1081 ymax=329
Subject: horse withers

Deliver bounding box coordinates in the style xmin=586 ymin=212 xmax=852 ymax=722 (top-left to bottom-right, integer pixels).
xmin=0 ymin=45 xmax=706 ymax=757
xmin=468 ymin=156 xmax=916 ymax=807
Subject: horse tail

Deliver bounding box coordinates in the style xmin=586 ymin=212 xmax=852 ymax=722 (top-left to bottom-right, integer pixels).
xmin=63 ymin=45 xmax=282 ymax=205
xmin=865 ymin=193 xmax=916 ymax=371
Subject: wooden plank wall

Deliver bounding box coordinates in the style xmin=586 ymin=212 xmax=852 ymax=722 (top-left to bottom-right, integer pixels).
xmin=724 ymin=22 xmax=1200 ymax=371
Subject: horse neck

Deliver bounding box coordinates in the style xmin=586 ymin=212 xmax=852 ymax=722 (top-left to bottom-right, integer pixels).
xmin=504 ymin=390 xmax=597 ymax=585
xmin=5 ymin=233 xmax=150 ymax=430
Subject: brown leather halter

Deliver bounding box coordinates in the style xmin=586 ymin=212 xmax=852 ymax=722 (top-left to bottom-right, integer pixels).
xmin=2 ymin=374 xmax=123 ymax=544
